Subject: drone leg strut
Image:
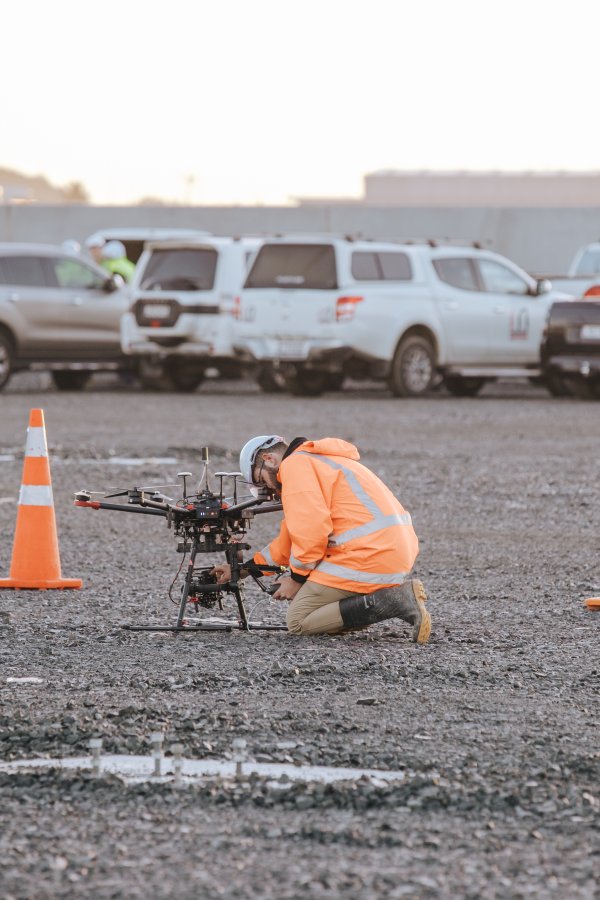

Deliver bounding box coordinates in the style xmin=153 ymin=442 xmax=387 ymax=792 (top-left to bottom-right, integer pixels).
xmin=176 ymin=539 xmax=199 ymax=628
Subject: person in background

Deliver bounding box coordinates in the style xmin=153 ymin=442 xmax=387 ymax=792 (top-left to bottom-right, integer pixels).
xmin=85 ymin=234 xmax=105 ymax=265
xmin=100 ymin=240 xmax=136 ymax=283
xmin=213 ymin=435 xmax=431 ymax=642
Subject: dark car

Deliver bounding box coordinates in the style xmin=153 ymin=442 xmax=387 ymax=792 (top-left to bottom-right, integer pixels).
xmin=541 ymin=300 xmax=600 ymax=399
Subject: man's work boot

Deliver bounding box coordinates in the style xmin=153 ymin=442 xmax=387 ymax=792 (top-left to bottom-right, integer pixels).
xmin=339 ymin=579 xmax=431 ymax=643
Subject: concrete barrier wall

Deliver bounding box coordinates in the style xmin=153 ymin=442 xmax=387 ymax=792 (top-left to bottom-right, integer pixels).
xmin=1 ymin=204 xmax=599 ymax=273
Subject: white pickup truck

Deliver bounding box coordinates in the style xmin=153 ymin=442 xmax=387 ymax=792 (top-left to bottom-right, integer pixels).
xmin=541 ymin=241 xmax=600 ymax=300
xmin=232 ymin=236 xmax=573 ymax=397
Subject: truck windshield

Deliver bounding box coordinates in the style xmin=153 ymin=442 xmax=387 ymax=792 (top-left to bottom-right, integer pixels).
xmin=140 ymin=249 xmax=218 ymax=291
xmin=574 ymin=249 xmax=600 ymax=276
xmin=245 ymin=244 xmax=337 ymax=289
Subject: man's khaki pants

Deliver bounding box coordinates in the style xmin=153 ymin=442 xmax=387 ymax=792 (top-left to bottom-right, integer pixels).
xmin=286 ymin=581 xmax=362 ymax=636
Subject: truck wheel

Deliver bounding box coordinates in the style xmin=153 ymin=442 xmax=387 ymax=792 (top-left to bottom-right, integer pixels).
xmin=324 ymin=372 xmax=345 ymax=391
xmin=0 ymin=333 xmax=14 ymax=391
xmin=284 ymin=368 xmax=327 ymax=397
xmin=256 ymin=365 xmax=286 ymax=393
xmin=566 ymin=376 xmax=595 ymax=400
xmin=137 ymin=360 xmax=202 ymax=392
xmin=544 ymin=373 xmax=574 ymax=397
xmin=169 ymin=367 xmax=204 ymax=393
xmin=51 ymin=371 xmax=91 ymax=391
xmin=443 ymin=375 xmax=485 ymax=397
xmin=388 ymin=336 xmax=436 ymax=397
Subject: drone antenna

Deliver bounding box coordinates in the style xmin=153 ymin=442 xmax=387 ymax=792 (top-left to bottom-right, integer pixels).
xmin=197 ymin=446 xmax=210 ymax=493
xmin=231 ymin=471 xmax=242 ymax=504
xmin=214 ymin=473 xmax=226 ymax=505
xmin=177 ymin=472 xmax=192 ymax=499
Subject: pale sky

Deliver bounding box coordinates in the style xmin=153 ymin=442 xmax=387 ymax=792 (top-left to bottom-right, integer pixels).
xmin=2 ymin=0 xmax=599 ymax=206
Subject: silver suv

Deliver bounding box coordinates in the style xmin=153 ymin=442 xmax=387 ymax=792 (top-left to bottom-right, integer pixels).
xmin=0 ymin=243 xmax=128 ymax=391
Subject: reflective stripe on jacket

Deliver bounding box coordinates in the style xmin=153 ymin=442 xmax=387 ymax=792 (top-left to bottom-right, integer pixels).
xmin=254 ymin=438 xmax=419 ymax=594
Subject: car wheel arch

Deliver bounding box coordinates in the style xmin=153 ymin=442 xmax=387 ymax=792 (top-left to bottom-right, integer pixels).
xmin=391 ymin=325 xmax=439 ymax=365
xmin=0 ymin=322 xmax=18 ymax=355
xmin=0 ymin=323 xmax=17 ymax=390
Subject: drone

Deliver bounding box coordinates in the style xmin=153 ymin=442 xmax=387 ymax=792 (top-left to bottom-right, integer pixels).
xmin=74 ymin=447 xmax=287 ymax=633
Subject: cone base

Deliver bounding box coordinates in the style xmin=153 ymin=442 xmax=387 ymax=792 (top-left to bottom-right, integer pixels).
xmin=584 ymin=597 xmax=600 ymax=611
xmin=0 ymin=577 xmax=82 ymax=590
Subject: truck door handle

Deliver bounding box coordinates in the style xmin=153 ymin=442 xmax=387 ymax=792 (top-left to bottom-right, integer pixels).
xmin=8 ymin=293 xmax=19 ymax=303
xmin=70 ymin=297 xmax=83 ymax=306
xmin=493 ymin=306 xmax=506 ymax=314
xmin=444 ymin=301 xmax=458 ymax=310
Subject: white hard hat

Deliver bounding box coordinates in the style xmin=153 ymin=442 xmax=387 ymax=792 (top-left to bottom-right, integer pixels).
xmin=239 ymin=435 xmax=285 ymax=496
xmin=102 ymin=240 xmax=126 ymax=260
xmin=85 ymin=233 xmax=105 ymax=248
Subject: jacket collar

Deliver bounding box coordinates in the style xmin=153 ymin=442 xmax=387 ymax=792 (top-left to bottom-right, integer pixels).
xmin=282 ymin=436 xmax=308 ymax=461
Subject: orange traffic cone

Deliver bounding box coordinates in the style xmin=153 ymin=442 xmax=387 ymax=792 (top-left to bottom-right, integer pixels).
xmin=0 ymin=409 xmax=82 ymax=589
xmin=584 ymin=597 xmax=600 ymax=611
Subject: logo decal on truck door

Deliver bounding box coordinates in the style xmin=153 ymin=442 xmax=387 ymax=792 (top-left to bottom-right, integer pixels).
xmin=510 ymin=307 xmax=529 ymax=339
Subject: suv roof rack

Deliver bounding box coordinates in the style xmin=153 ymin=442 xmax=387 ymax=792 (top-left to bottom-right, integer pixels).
xmin=394 ymin=237 xmax=491 ymax=249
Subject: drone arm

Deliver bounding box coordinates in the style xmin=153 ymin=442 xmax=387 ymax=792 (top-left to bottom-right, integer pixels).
xmin=223 ymin=498 xmax=283 ymax=518
xmin=74 ymin=499 xmax=168 ymax=517
xmin=248 ymin=503 xmax=283 ymax=515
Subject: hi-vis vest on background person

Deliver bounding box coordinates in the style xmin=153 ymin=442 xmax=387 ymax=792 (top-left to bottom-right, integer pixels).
xmin=253 ymin=439 xmax=418 ymax=594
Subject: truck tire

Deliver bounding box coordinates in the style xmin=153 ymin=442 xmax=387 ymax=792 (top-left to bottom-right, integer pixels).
xmin=169 ymin=365 xmax=204 ymax=393
xmin=443 ymin=374 xmax=485 ymax=397
xmin=137 ymin=360 xmax=203 ymax=393
xmin=0 ymin=332 xmax=14 ymax=391
xmin=388 ymin=336 xmax=436 ymax=397
xmin=324 ymin=372 xmax=345 ymax=391
xmin=544 ymin=373 xmax=574 ymax=397
xmin=51 ymin=371 xmax=91 ymax=391
xmin=566 ymin=376 xmax=598 ymax=400
xmin=284 ymin=368 xmax=327 ymax=397
xmin=256 ymin=365 xmax=286 ymax=393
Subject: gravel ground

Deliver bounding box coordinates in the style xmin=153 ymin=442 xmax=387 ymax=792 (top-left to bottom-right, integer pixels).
xmin=1 ymin=374 xmax=599 ymax=899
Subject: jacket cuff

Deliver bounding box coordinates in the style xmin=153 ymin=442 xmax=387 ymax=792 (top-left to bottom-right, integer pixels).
xmin=290 ymin=571 xmax=308 ymax=584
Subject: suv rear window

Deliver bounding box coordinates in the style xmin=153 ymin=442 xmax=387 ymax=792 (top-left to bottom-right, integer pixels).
xmin=351 ymin=251 xmax=412 ymax=281
xmin=245 ymin=244 xmax=337 ymax=289
xmin=140 ymin=249 xmax=217 ymax=291
xmin=433 ymin=257 xmax=478 ymax=291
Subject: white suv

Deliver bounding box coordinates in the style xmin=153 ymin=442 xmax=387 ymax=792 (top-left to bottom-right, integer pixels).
xmin=121 ymin=236 xmax=262 ymax=391
xmin=233 ymin=236 xmax=572 ymax=396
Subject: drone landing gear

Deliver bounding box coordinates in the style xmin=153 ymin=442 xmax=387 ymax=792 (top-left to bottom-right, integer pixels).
xmin=122 ymin=622 xmax=287 ymax=633
xmin=121 ymin=540 xmax=288 ymax=634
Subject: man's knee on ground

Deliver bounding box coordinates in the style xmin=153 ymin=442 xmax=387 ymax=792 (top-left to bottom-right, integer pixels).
xmin=286 ymin=601 xmax=344 ymax=636
xmin=286 ymin=605 xmax=305 ymax=635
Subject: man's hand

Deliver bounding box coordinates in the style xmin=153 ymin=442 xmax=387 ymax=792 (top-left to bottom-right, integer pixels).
xmin=272 ymin=575 xmax=303 ymax=602
xmin=211 ymin=563 xmax=231 ymax=584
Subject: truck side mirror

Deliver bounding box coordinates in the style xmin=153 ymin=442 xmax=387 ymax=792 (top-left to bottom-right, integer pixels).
xmin=104 ymin=274 xmax=125 ymax=292
xmin=535 ymin=278 xmax=552 ymax=296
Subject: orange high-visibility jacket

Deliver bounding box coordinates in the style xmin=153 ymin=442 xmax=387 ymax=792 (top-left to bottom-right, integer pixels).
xmin=253 ymin=438 xmax=419 ymax=593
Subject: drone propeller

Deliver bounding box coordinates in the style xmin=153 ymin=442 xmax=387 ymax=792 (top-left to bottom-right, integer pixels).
xmin=104 ymin=483 xmax=179 ymax=499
